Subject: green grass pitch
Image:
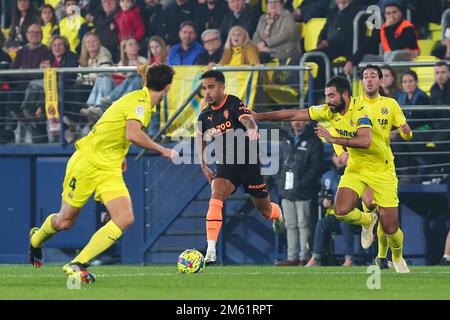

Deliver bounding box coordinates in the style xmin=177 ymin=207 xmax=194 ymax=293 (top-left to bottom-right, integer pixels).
xmin=0 ymin=265 xmax=449 ymax=299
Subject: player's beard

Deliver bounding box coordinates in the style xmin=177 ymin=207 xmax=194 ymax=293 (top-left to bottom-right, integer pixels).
xmin=329 ymin=97 xmax=346 ymax=113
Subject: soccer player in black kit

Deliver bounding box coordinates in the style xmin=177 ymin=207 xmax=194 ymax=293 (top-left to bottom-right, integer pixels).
xmin=196 ymin=70 xmax=285 ymax=264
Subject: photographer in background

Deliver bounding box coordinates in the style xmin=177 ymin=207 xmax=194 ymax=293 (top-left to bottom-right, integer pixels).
xmin=275 ymin=120 xmax=323 ymax=266
xmin=305 ymin=152 xmax=359 ymax=267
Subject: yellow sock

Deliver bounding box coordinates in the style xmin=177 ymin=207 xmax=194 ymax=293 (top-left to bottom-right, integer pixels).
xmin=31 ymin=214 xmax=58 ymax=248
xmin=377 ymin=223 xmax=389 ymax=259
xmin=72 ymin=221 xmax=123 ymax=265
xmin=386 ymin=228 xmax=404 ymax=262
xmin=335 ymin=207 xmax=372 ymax=227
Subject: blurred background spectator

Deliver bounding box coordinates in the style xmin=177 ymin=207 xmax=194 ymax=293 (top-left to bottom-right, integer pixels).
xmin=147 ymin=35 xmax=169 ymax=64
xmin=218 ymin=26 xmax=260 ymax=66
xmin=285 ymin=0 xmax=329 ymax=23
xmin=252 ymin=0 xmax=301 ymax=63
xmin=196 ymin=29 xmax=223 ymax=65
xmin=220 ymin=0 xmax=259 ymax=41
xmin=115 ymin=0 xmax=145 ymax=45
xmin=195 ymin=0 xmax=227 ymax=36
xmin=162 ymin=0 xmax=199 ymax=46
xmin=275 ymin=120 xmax=323 ymax=266
xmin=380 ymin=64 xmax=401 ymax=98
xmin=59 ymin=0 xmax=91 ymax=53
xmin=39 ymin=4 xmax=60 ymax=47
xmin=93 ymin=0 xmax=120 ymax=63
xmin=3 ymin=0 xmax=40 ymax=54
xmin=167 ymin=21 xmax=205 ymax=65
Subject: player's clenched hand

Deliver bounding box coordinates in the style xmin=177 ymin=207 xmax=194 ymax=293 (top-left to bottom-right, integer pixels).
xmin=315 ymin=125 xmax=334 ymax=143
xmin=161 ymin=147 xmax=177 ymax=160
xmin=400 ymin=123 xmax=411 ymax=134
xmin=247 ymin=128 xmax=259 ymax=140
xmin=201 ymin=165 xmax=214 ymax=184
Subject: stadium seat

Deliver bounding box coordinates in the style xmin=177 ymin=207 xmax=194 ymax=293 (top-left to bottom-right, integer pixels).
xmin=428 ymin=23 xmax=442 ymax=41
xmin=418 ymin=39 xmax=440 ymax=56
xmin=411 ymin=55 xmax=439 ymax=95
xmin=303 ymin=18 xmax=327 ymax=52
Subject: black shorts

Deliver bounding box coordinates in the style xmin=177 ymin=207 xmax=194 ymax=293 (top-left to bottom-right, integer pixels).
xmin=214 ymin=164 xmax=268 ymax=198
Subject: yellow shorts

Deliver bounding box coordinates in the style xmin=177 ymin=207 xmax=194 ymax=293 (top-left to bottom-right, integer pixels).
xmin=338 ymin=166 xmax=399 ymax=208
xmin=62 ymin=151 xmax=130 ymax=208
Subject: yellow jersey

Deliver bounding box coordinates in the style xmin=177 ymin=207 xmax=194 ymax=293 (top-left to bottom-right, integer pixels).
xmin=75 ymin=87 xmax=156 ymax=170
xmin=59 ymin=16 xmax=87 ymax=53
xmin=309 ymin=98 xmax=392 ymax=173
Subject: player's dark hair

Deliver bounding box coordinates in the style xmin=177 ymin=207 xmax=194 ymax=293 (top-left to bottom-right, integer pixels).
xmin=435 ymin=61 xmax=450 ymax=70
xmin=326 ymin=76 xmax=352 ymax=96
xmin=360 ymin=64 xmax=383 ymax=80
xmin=401 ymin=70 xmax=418 ymax=82
xmin=201 ymin=70 xmax=225 ymax=84
xmin=145 ymin=64 xmax=175 ymax=91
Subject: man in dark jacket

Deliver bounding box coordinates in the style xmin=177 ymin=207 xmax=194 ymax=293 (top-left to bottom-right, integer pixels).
xmin=219 ymin=0 xmax=260 ymax=40
xmin=430 ymin=61 xmax=450 ymax=152
xmin=93 ymin=0 xmax=120 ymax=62
xmin=275 ymin=120 xmax=323 ymax=266
xmin=160 ymin=0 xmax=199 ymax=46
xmin=285 ymin=0 xmax=329 ymax=23
xmin=195 ymin=29 xmax=223 ymax=65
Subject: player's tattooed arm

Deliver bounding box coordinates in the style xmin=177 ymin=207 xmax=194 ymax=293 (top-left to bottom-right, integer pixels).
xmin=196 ymin=131 xmax=214 ymax=183
xmin=316 ymin=125 xmax=372 ymax=149
xmin=240 ymin=116 xmax=259 ymax=140
xmin=253 ymin=108 xmax=310 ymax=122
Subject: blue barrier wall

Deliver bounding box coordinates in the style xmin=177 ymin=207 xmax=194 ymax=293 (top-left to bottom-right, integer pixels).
xmin=0 ymin=144 xmax=448 ymax=265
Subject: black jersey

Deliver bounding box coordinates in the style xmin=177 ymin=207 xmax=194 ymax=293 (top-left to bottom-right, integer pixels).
xmin=197 ymin=94 xmax=258 ymax=165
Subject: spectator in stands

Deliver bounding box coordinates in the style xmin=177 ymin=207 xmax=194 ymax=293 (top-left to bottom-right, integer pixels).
xmin=274 ymin=120 xmax=323 ymax=266
xmin=195 ymin=29 xmax=223 ymax=66
xmin=429 ymin=61 xmax=450 ymax=154
xmin=0 ymin=33 xmax=12 ymax=70
xmin=4 ymin=23 xmax=52 ymax=143
xmin=115 ymin=0 xmax=146 ymax=44
xmin=316 ymin=0 xmax=359 ymax=62
xmin=93 ymin=0 xmax=120 ymax=63
xmin=380 ymin=65 xmax=401 ymax=98
xmin=19 ymin=35 xmax=79 ymax=143
xmin=285 ymin=0 xmax=329 ymax=23
xmin=219 ymin=0 xmax=260 ymax=40
xmin=252 ymin=0 xmax=300 ymax=63
xmin=195 ymin=0 xmax=227 ymax=36
xmin=430 ymin=61 xmax=450 ymax=106
xmin=440 ymin=229 xmax=450 ymax=265
xmin=99 ymin=37 xmax=148 ymax=108
xmin=59 ymin=0 xmax=91 ymax=53
xmin=40 ymin=4 xmax=60 ymax=48
xmin=147 ymin=36 xmax=168 ymax=64
xmin=162 ymin=0 xmax=199 ymax=46
xmin=305 ymin=152 xmax=358 ymax=267
xmin=167 ymin=21 xmax=205 ymax=65
xmin=343 ymin=2 xmax=420 ymax=75
xmin=428 ymin=214 xmax=450 ymax=265
xmin=397 ymin=70 xmax=430 ymax=106
xmin=142 ymin=0 xmax=164 ymax=39
xmin=72 ymin=32 xmax=113 ymax=135
xmin=3 ymin=0 xmax=40 ymax=53
xmin=218 ymin=26 xmax=260 ymax=66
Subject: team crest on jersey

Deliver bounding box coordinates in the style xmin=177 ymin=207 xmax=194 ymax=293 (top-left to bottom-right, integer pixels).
xmin=207 ymin=115 xmax=213 ymax=122
xmin=223 ymin=109 xmax=229 ymax=119
xmin=381 ymin=107 xmax=388 ymax=115
xmin=136 ymin=106 xmax=145 ymax=117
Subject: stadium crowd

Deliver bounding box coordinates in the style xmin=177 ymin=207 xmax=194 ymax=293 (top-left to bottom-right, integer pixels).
xmin=0 ymin=0 xmax=449 ymax=266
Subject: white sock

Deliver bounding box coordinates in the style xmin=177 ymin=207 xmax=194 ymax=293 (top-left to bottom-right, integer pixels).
xmin=207 ymin=240 xmax=216 ymax=253
xmin=444 ymin=255 xmax=450 ymax=261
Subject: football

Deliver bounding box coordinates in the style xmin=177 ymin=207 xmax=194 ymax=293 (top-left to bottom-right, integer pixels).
xmin=177 ymin=249 xmax=205 ymax=273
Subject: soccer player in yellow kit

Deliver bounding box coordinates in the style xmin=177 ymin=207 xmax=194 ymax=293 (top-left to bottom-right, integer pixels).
xmin=28 ymin=65 xmax=177 ymax=283
xmin=255 ymin=76 xmax=410 ymax=273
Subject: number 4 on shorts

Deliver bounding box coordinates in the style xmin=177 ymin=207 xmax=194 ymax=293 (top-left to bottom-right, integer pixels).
xmin=69 ymin=178 xmax=77 ymax=191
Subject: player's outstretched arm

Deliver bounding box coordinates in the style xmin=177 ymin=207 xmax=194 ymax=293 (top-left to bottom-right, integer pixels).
xmin=253 ymin=108 xmax=311 ymax=122
xmin=239 ymin=115 xmax=259 ymax=140
xmin=316 ymin=125 xmax=372 ymax=149
xmin=126 ymin=120 xmax=175 ymax=160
